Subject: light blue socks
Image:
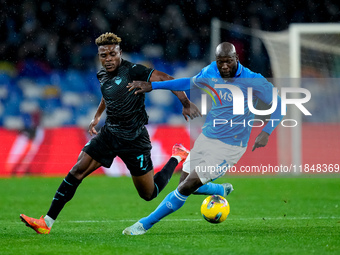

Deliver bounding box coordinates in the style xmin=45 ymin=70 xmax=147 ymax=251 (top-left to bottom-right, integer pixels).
xmin=193 ymin=182 xmax=224 ymax=196
xmin=140 ymin=188 xmax=188 ymax=230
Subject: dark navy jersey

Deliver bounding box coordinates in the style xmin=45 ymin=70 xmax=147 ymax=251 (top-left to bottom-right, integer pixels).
xmin=97 ymin=59 xmax=154 ymax=140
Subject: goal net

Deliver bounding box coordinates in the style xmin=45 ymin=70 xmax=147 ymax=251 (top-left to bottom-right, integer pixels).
xmin=210 ymin=19 xmax=340 ymax=172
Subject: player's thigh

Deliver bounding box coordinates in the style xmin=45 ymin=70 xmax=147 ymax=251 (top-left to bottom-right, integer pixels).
xmin=187 ymin=134 xmax=247 ymax=184
xmin=119 ymin=148 xmax=154 ymax=196
xmin=82 ymin=125 xmax=117 ymax=168
xmin=182 ymin=134 xmax=209 ymax=176
xmin=70 ymin=151 xmax=102 ymax=180
xmin=118 ymin=127 xmax=153 ymax=177
xmin=182 ymin=151 xmax=205 ymax=175
xmin=119 ymin=149 xmax=153 ymax=177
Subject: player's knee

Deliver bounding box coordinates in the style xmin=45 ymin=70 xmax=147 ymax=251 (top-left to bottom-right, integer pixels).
xmin=142 ymin=196 xmax=153 ymax=202
xmin=177 ymin=186 xmax=192 ymax=196
xmin=70 ymin=161 xmax=92 ymax=180
xmin=179 ymin=171 xmax=189 ymax=185
xmin=138 ymin=187 xmax=158 ymax=201
xmin=70 ymin=163 xmax=87 ymax=180
xmin=139 ymin=192 xmax=154 ymax=201
xmin=70 ymin=166 xmax=82 ymax=179
xmin=178 ymin=177 xmax=202 ymax=196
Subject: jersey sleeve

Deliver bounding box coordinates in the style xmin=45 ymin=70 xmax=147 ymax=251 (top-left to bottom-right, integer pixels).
xmin=130 ymin=64 xmax=154 ymax=82
xmin=96 ymin=68 xmax=107 ymax=83
xmin=192 ymin=68 xmax=211 ymax=89
xmin=252 ymin=74 xmax=276 ymax=105
xmin=192 ymin=70 xmax=204 ymax=88
xmin=152 ymin=78 xmax=191 ymax=91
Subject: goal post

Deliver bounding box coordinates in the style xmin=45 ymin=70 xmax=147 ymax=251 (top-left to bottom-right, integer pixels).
xmin=288 ymin=23 xmax=340 ymax=168
xmin=210 ymin=19 xmax=340 ymax=169
xmin=210 ymin=18 xmax=221 ymax=63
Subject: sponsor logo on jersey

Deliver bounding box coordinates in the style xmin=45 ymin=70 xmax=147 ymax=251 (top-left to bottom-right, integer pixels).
xmin=114 ymin=77 xmax=122 ymax=85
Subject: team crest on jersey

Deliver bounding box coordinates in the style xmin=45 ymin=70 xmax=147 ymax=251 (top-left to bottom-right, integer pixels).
xmin=114 ymin=77 xmax=122 ymax=85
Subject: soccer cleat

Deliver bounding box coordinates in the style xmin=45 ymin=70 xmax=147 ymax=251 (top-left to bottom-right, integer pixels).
xmin=122 ymin=222 xmax=147 ymax=236
xmin=172 ymin=143 xmax=189 ymax=162
xmin=20 ymin=214 xmax=51 ymax=234
xmin=222 ymin=183 xmax=234 ymax=197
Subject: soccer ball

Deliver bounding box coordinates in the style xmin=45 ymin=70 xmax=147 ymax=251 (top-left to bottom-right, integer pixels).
xmin=201 ymin=195 xmax=230 ymax=223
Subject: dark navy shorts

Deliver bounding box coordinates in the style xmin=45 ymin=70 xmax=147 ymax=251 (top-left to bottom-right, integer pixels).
xmin=82 ymin=125 xmax=153 ymax=176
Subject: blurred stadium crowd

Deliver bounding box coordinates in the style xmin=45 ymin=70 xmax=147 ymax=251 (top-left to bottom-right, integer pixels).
xmin=0 ymin=0 xmax=339 ymax=130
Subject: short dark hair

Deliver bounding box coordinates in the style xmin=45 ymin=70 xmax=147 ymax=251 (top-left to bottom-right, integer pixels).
xmin=95 ymin=32 xmax=122 ymax=46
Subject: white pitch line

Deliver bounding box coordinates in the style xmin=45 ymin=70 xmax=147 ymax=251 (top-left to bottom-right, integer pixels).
xmin=67 ymin=216 xmax=339 ymax=223
xmin=7 ymin=216 xmax=340 ymax=225
xmin=8 ymin=216 xmax=338 ymax=225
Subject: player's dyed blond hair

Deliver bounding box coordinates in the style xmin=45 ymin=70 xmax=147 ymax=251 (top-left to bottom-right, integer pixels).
xmin=95 ymin=32 xmax=122 ymax=46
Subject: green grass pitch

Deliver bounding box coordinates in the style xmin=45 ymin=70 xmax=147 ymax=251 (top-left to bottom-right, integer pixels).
xmin=1 ymin=174 xmax=339 ymax=254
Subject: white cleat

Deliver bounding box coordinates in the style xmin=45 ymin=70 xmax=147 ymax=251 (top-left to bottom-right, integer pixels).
xmin=222 ymin=183 xmax=234 ymax=197
xmin=122 ymin=222 xmax=147 ymax=236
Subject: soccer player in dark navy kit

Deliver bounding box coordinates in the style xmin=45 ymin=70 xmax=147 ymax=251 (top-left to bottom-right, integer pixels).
xmin=20 ymin=32 xmax=201 ymax=234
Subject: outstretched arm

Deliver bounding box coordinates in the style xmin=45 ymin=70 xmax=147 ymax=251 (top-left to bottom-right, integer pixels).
xmin=145 ymin=70 xmax=201 ymax=121
xmin=88 ymin=97 xmax=106 ymax=136
xmin=127 ymin=77 xmax=191 ymax=94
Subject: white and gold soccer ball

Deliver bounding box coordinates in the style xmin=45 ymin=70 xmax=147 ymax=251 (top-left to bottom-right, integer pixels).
xmin=200 ymin=195 xmax=230 ymax=223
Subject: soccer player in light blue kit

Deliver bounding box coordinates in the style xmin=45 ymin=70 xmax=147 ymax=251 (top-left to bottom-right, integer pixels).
xmin=123 ymin=42 xmax=284 ymax=235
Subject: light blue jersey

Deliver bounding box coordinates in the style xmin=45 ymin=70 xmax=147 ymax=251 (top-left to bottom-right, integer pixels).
xmin=151 ymin=61 xmax=282 ymax=147
xmin=192 ymin=61 xmax=275 ymax=147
